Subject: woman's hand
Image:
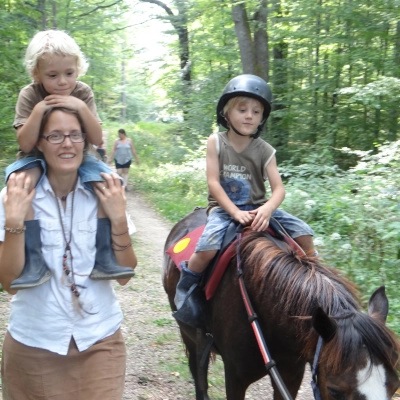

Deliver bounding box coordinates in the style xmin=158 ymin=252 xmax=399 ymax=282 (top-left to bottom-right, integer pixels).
xmin=93 ymin=173 xmax=126 ymax=223
xmin=4 ymin=173 xmax=35 ymax=225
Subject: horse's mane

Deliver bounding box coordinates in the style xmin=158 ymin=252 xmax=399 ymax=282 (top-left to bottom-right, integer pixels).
xmin=238 ymin=229 xmax=400 ymax=373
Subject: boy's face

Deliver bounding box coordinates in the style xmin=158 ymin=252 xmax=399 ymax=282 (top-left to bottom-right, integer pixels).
xmin=226 ymin=98 xmax=264 ymax=136
xmin=33 ymin=54 xmax=78 ymax=95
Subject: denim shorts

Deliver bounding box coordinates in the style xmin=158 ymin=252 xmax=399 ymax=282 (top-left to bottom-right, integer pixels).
xmin=195 ymin=205 xmax=314 ymax=252
xmin=5 ymin=154 xmax=115 ymax=192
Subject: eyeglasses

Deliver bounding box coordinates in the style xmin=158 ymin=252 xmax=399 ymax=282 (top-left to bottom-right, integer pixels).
xmin=41 ymin=132 xmax=86 ymax=144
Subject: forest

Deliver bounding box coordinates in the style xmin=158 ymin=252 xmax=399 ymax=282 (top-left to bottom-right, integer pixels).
xmin=0 ymin=0 xmax=399 ymax=334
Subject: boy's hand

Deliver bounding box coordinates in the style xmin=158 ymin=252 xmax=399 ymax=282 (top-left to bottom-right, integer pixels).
xmin=232 ymin=209 xmax=254 ymax=226
xmin=249 ymin=206 xmax=273 ymax=232
xmin=44 ymin=95 xmax=85 ymax=112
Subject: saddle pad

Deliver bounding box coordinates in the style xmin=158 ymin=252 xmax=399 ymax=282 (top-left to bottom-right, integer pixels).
xmin=165 ymin=225 xmax=205 ymax=267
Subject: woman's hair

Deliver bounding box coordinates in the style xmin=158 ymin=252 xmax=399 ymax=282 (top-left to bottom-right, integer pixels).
xmin=25 ymin=30 xmax=89 ymax=78
xmin=39 ymin=107 xmax=90 ymax=154
xmin=118 ymin=129 xmax=126 ymax=135
xmin=223 ymin=96 xmax=264 ymax=116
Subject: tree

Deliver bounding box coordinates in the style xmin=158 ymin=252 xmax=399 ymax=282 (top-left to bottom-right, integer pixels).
xmin=231 ymin=0 xmax=269 ymax=81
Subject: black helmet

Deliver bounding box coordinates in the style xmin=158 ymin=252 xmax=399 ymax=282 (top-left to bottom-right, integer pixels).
xmin=216 ymin=74 xmax=273 ymax=130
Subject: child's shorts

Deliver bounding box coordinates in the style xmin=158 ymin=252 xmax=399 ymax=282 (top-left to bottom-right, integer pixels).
xmin=195 ymin=205 xmax=314 ymax=253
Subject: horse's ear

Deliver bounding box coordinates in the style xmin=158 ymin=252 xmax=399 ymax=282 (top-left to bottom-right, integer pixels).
xmin=312 ymin=307 xmax=337 ymax=343
xmin=368 ymin=286 xmax=388 ymax=323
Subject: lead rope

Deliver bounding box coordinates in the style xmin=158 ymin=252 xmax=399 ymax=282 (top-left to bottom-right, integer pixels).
xmin=235 ymin=227 xmax=293 ymax=400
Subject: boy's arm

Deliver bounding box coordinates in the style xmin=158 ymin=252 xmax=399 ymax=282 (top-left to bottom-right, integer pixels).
xmin=249 ymin=156 xmax=285 ymax=231
xmin=16 ymin=101 xmax=48 ymax=153
xmin=43 ymin=95 xmax=103 ymax=146
xmin=206 ymin=135 xmax=254 ymax=226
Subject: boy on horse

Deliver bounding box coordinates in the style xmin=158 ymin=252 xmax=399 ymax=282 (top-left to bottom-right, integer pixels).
xmin=174 ymin=74 xmax=316 ymax=327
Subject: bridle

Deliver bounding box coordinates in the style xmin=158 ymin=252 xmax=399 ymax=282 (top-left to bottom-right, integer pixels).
xmin=311 ymin=336 xmax=324 ymax=400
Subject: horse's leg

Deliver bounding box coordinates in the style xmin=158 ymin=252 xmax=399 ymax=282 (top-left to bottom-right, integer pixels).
xmin=180 ymin=327 xmax=210 ymax=400
xmin=271 ymin=361 xmax=305 ymax=400
xmin=223 ymin=363 xmax=248 ymax=400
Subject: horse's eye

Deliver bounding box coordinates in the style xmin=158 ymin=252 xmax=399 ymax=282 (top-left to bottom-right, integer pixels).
xmin=327 ymin=387 xmax=346 ymax=400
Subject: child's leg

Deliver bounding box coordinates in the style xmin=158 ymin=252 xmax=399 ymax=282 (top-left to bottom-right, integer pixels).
xmin=293 ymin=235 xmax=316 ymax=256
xmin=78 ymin=155 xmax=133 ymax=280
xmin=174 ymin=250 xmax=217 ymax=328
xmin=188 ymin=250 xmax=217 ymax=274
xmin=271 ymin=208 xmax=317 ymax=256
xmin=5 ymin=158 xmax=45 ymax=185
xmin=5 ymin=161 xmax=49 ymax=289
xmin=10 ymin=220 xmax=51 ymax=290
xmin=90 ymin=218 xmax=135 ymax=280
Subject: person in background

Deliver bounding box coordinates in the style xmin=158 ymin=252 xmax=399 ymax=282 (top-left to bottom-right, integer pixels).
xmin=0 ymin=107 xmax=137 ymax=400
xmin=174 ymin=74 xmax=317 ymax=327
xmin=5 ymin=29 xmax=133 ymax=288
xmin=109 ymin=128 xmax=139 ymax=191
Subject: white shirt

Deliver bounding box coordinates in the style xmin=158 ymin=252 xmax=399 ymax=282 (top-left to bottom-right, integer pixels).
xmin=0 ymin=176 xmax=131 ymax=355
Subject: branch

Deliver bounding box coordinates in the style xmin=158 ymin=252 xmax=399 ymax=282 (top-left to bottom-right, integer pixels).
xmin=77 ymin=0 xmax=125 ymax=18
xmin=139 ymin=0 xmax=174 ymax=17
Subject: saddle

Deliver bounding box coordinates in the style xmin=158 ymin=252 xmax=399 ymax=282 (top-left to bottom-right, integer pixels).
xmin=166 ymin=218 xmax=305 ymax=300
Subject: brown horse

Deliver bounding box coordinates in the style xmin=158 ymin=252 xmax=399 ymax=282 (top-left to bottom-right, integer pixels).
xmin=163 ymin=207 xmax=400 ymax=400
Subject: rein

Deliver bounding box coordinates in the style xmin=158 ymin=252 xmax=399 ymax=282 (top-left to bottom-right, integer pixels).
xmin=236 ymin=228 xmax=293 ymax=400
xmin=236 ymin=227 xmax=323 ymax=400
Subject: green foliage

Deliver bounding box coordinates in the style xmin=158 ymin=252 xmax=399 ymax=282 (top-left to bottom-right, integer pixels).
xmin=280 ymin=141 xmax=400 ymax=333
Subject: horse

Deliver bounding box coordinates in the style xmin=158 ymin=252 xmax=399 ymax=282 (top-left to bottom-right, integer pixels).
xmin=162 ymin=207 xmax=400 ymax=400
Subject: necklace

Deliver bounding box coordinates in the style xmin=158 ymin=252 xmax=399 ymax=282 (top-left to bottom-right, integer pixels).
xmin=54 ymin=189 xmax=85 ymax=298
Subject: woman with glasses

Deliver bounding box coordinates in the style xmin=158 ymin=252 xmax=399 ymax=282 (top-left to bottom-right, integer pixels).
xmin=0 ymin=107 xmax=137 ymax=400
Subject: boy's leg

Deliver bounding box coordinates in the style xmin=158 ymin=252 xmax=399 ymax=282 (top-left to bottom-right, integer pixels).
xmin=173 ymin=208 xmax=231 ymax=327
xmin=90 ymin=218 xmax=135 ymax=280
xmin=271 ymin=208 xmax=317 ymax=256
xmin=79 ymin=156 xmax=134 ymax=280
xmin=173 ymin=250 xmax=217 ymax=328
xmin=5 ymin=158 xmax=45 ymax=184
xmin=6 ymin=162 xmax=48 ymax=289
xmin=10 ymin=220 xmax=52 ymax=290
xmin=293 ymin=235 xmax=316 ymax=256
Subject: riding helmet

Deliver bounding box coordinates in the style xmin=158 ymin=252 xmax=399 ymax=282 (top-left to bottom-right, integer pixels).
xmin=216 ymin=74 xmax=273 ymax=129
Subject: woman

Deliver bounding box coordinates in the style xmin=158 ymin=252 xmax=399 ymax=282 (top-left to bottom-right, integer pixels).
xmin=0 ymin=107 xmax=137 ymax=400
xmin=109 ymin=128 xmax=139 ymax=191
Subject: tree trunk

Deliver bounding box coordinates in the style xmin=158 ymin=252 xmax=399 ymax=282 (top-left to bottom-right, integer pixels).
xmin=254 ymin=0 xmax=269 ymax=81
xmin=231 ymin=2 xmax=255 ymax=73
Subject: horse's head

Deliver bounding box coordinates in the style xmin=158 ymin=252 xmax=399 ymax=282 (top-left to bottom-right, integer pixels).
xmin=312 ymin=286 xmax=400 ymax=400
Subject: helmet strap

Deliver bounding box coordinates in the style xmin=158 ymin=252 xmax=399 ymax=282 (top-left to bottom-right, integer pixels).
xmin=226 ymin=116 xmax=265 ymax=139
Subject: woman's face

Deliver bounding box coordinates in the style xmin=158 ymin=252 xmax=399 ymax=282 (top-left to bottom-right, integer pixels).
xmin=36 ymin=110 xmax=85 ymax=176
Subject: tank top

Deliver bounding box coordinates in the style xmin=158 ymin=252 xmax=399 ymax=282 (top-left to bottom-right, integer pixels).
xmin=114 ymin=139 xmax=133 ymax=165
xmin=207 ymin=131 xmax=276 ymax=208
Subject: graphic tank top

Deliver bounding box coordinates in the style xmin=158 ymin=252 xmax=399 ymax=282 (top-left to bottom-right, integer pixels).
xmin=207 ymin=131 xmax=276 ymax=208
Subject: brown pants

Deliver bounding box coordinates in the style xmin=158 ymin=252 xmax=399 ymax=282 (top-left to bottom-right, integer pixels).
xmin=1 ymin=329 xmax=126 ymax=400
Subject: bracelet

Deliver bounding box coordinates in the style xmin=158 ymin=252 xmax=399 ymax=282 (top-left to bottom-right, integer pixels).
xmin=111 ymin=229 xmax=129 ymax=236
xmin=112 ymin=240 xmax=132 ymax=251
xmin=4 ymin=225 xmax=26 ymax=234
